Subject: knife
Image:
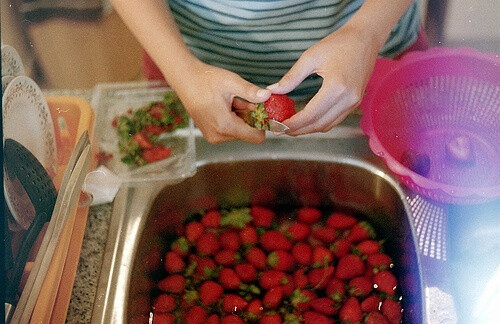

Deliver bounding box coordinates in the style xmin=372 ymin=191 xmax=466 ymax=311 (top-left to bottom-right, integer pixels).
xmin=8 ymin=132 xmax=91 ymax=324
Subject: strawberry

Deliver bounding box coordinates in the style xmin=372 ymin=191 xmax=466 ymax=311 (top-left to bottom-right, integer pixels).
xmin=339 ymin=296 xmax=362 ymax=323
xmin=251 ymin=205 xmax=275 ymax=228
xmin=144 ymin=124 xmax=168 ymax=135
xmin=221 ymin=314 xmax=245 ymax=324
xmin=286 ymin=222 xmax=311 ymax=241
xmin=326 ymin=212 xmax=357 ymax=229
xmin=297 ymin=207 xmax=322 ymax=224
xmin=184 ymin=305 xmax=207 ymax=323
xmin=180 ymin=290 xmax=198 ymax=309
xmin=310 ymin=297 xmax=339 ymax=316
xmin=263 ymin=286 xmax=284 ymax=309
xmin=206 ymin=314 xmax=221 ymax=324
xmin=260 ymin=230 xmax=292 ymax=251
xmin=246 ymin=247 xmax=268 ymax=270
xmin=141 ymin=145 xmax=172 ymax=163
xmin=158 ymin=274 xmax=185 ymax=294
xmin=361 ymin=295 xmax=383 ymax=313
xmin=293 ymin=268 xmax=309 ymax=289
xmin=353 ymin=240 xmax=381 ymax=255
xmin=373 ymin=270 xmax=398 ymax=296
xmin=132 ymin=132 xmax=154 ymax=149
xmin=308 ymin=266 xmax=335 ymax=290
xmin=365 ymin=311 xmax=390 ymax=324
xmin=330 ymin=238 xmax=351 ymax=259
xmin=184 ymin=221 xmax=204 ymax=243
xmin=281 ymin=274 xmax=295 ymax=296
xmin=335 ymin=254 xmax=365 ymax=280
xmin=196 ymin=232 xmax=220 ymax=256
xmin=194 ymin=256 xmax=217 ymax=279
xmin=164 ymin=251 xmax=185 ymax=274
xmin=267 ymin=250 xmax=295 ymax=271
xmin=215 ymin=249 xmax=241 ymax=266
xmin=199 ymin=280 xmax=223 ymax=306
xmin=222 ymin=294 xmax=249 ymax=313
xmin=346 ymin=221 xmax=376 ymax=243
xmin=201 ymin=210 xmax=221 ymax=228
xmin=246 ymin=299 xmax=263 ymax=320
xmin=302 ymin=311 xmax=334 ymax=324
xmin=171 ymin=237 xmax=190 ymax=257
xmin=239 ymin=226 xmax=259 ymax=245
xmin=367 ymin=253 xmax=392 ymax=274
xmin=312 ymin=226 xmax=337 ymax=243
xmin=260 ymin=313 xmax=283 ymax=324
xmin=249 ymin=94 xmax=296 ymax=130
xmin=292 ymin=242 xmax=313 ymax=265
xmin=291 ymin=289 xmax=316 ymax=311
xmin=235 ymin=263 xmax=258 ymax=283
xmin=348 ymin=276 xmax=373 ymax=297
xmin=150 ymin=103 xmax=166 ymax=120
xmin=219 ymin=268 xmax=242 ymax=290
xmin=152 ymin=312 xmax=175 ymax=324
xmin=152 ymin=294 xmax=176 ymax=313
xmin=326 ymin=278 xmax=345 ymax=302
xmin=381 ymin=299 xmax=403 ymax=324
xmin=312 ymin=246 xmax=333 ymax=268
xmin=259 ymin=270 xmax=289 ymax=290
xmin=219 ymin=230 xmax=241 ymax=251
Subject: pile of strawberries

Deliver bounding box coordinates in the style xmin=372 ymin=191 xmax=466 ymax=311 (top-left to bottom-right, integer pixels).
xmin=146 ymin=205 xmax=403 ymax=324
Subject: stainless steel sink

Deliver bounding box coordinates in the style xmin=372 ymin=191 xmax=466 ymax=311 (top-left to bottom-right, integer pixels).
xmin=91 ymin=130 xmax=431 ymax=323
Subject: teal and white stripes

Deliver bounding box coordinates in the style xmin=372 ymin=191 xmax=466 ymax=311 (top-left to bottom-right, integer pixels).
xmin=168 ymin=0 xmax=420 ymax=98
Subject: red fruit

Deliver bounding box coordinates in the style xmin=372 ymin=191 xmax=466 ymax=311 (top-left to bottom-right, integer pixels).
xmin=330 ymin=238 xmax=351 ymax=258
xmin=246 ymin=299 xmax=264 ymax=319
xmin=348 ymin=276 xmax=373 ymax=297
xmin=361 ymin=295 xmax=383 ymax=313
xmin=144 ymin=124 xmax=167 ymax=135
xmin=293 ymin=268 xmax=309 ymax=289
xmin=286 ymin=222 xmax=311 ymax=241
xmin=354 ymin=240 xmax=381 ymax=255
xmin=260 ymin=230 xmax=292 ymax=251
xmin=381 ymin=299 xmax=403 ymax=324
xmin=251 ymin=205 xmax=275 ymax=228
xmin=171 ymin=237 xmax=190 ymax=257
xmin=220 ymin=230 xmax=241 ymax=251
xmin=373 ymin=270 xmax=398 ymax=296
xmin=367 ymin=253 xmax=393 ymax=274
xmin=260 ymin=313 xmax=283 ymax=324
xmin=164 ymin=251 xmax=185 ymax=274
xmin=291 ymin=289 xmax=317 ymax=311
xmin=259 ymin=270 xmax=289 ymax=290
xmin=264 ymin=94 xmax=296 ymax=122
xmin=246 ymin=247 xmax=268 ymax=270
xmin=326 ymin=278 xmax=346 ymax=302
xmin=181 ymin=291 xmax=198 ymax=309
xmin=195 ymin=257 xmax=217 ymax=279
xmin=158 ymin=274 xmax=185 ymax=294
xmin=310 ymin=297 xmax=339 ymax=316
xmin=312 ymin=246 xmax=333 ymax=268
xmin=141 ymin=145 xmax=172 ymax=163
xmin=302 ymin=311 xmax=334 ymax=324
xmin=150 ymin=103 xmax=165 ymax=120
xmin=185 ymin=221 xmax=204 ymax=243
xmin=339 ymin=296 xmax=362 ymax=323
xmin=219 ymin=268 xmax=242 ymax=290
xmin=308 ymin=266 xmax=335 ymax=290
xmin=196 ymin=232 xmax=220 ymax=255
xmin=199 ymin=281 xmax=223 ymax=306
xmin=215 ymin=249 xmax=240 ymax=266
xmin=346 ymin=221 xmax=375 ymax=243
xmin=201 ymin=210 xmax=221 ymax=228
xmin=335 ymin=254 xmax=365 ymax=280
xmin=326 ymin=212 xmax=357 ymax=229
xmin=221 ymin=314 xmax=245 ymax=324
xmin=222 ymin=294 xmax=248 ymax=313
xmin=281 ymin=274 xmax=295 ymax=296
xmin=132 ymin=132 xmax=154 ymax=149
xmin=267 ymin=250 xmax=295 ymax=271
xmin=206 ymin=314 xmax=220 ymax=324
xmin=292 ymin=242 xmax=312 ymax=266
xmin=365 ymin=311 xmax=390 ymax=324
xmin=297 ymin=207 xmax=322 ymax=224
xmin=152 ymin=312 xmax=175 ymax=324
xmin=152 ymin=294 xmax=176 ymax=312
xmin=239 ymin=226 xmax=259 ymax=245
xmin=263 ymin=286 xmax=284 ymax=309
xmin=184 ymin=305 xmax=207 ymax=323
xmin=312 ymin=226 xmax=337 ymax=243
xmin=235 ymin=263 xmax=258 ymax=283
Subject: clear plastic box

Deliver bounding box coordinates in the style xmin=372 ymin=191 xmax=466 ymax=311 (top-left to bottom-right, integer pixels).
xmin=91 ymin=81 xmax=196 ymax=185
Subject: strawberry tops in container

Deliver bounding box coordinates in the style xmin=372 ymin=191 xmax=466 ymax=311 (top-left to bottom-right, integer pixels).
xmin=91 ymin=81 xmax=196 ymax=185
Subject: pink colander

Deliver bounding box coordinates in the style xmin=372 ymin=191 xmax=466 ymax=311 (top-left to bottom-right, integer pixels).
xmin=360 ymin=47 xmax=499 ymax=204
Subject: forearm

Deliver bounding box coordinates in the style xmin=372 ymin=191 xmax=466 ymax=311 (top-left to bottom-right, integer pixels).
xmin=110 ymin=0 xmax=199 ymax=85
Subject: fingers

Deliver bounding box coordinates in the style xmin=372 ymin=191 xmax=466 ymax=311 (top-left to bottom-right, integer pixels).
xmin=267 ymin=55 xmax=316 ymax=94
xmin=201 ymin=112 xmax=266 ymax=144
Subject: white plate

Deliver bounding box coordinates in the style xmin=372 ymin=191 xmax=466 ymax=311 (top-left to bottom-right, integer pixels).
xmin=1 ymin=44 xmax=25 ymax=78
xmin=2 ymin=75 xmax=15 ymax=93
xmin=3 ymin=75 xmax=58 ymax=230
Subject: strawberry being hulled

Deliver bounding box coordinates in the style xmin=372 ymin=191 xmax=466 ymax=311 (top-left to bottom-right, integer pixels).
xmin=244 ymin=94 xmax=296 ymax=130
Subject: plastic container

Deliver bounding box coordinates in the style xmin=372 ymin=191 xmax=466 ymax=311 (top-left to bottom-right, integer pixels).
xmin=361 ymin=47 xmax=500 ymax=204
xmin=91 ymin=81 xmax=196 ymax=185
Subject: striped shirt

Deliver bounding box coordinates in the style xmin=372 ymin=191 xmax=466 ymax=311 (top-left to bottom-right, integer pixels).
xmin=168 ymin=0 xmax=420 ymax=98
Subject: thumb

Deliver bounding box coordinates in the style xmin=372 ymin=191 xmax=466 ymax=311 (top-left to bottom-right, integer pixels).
xmin=267 ymin=56 xmax=315 ymax=94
